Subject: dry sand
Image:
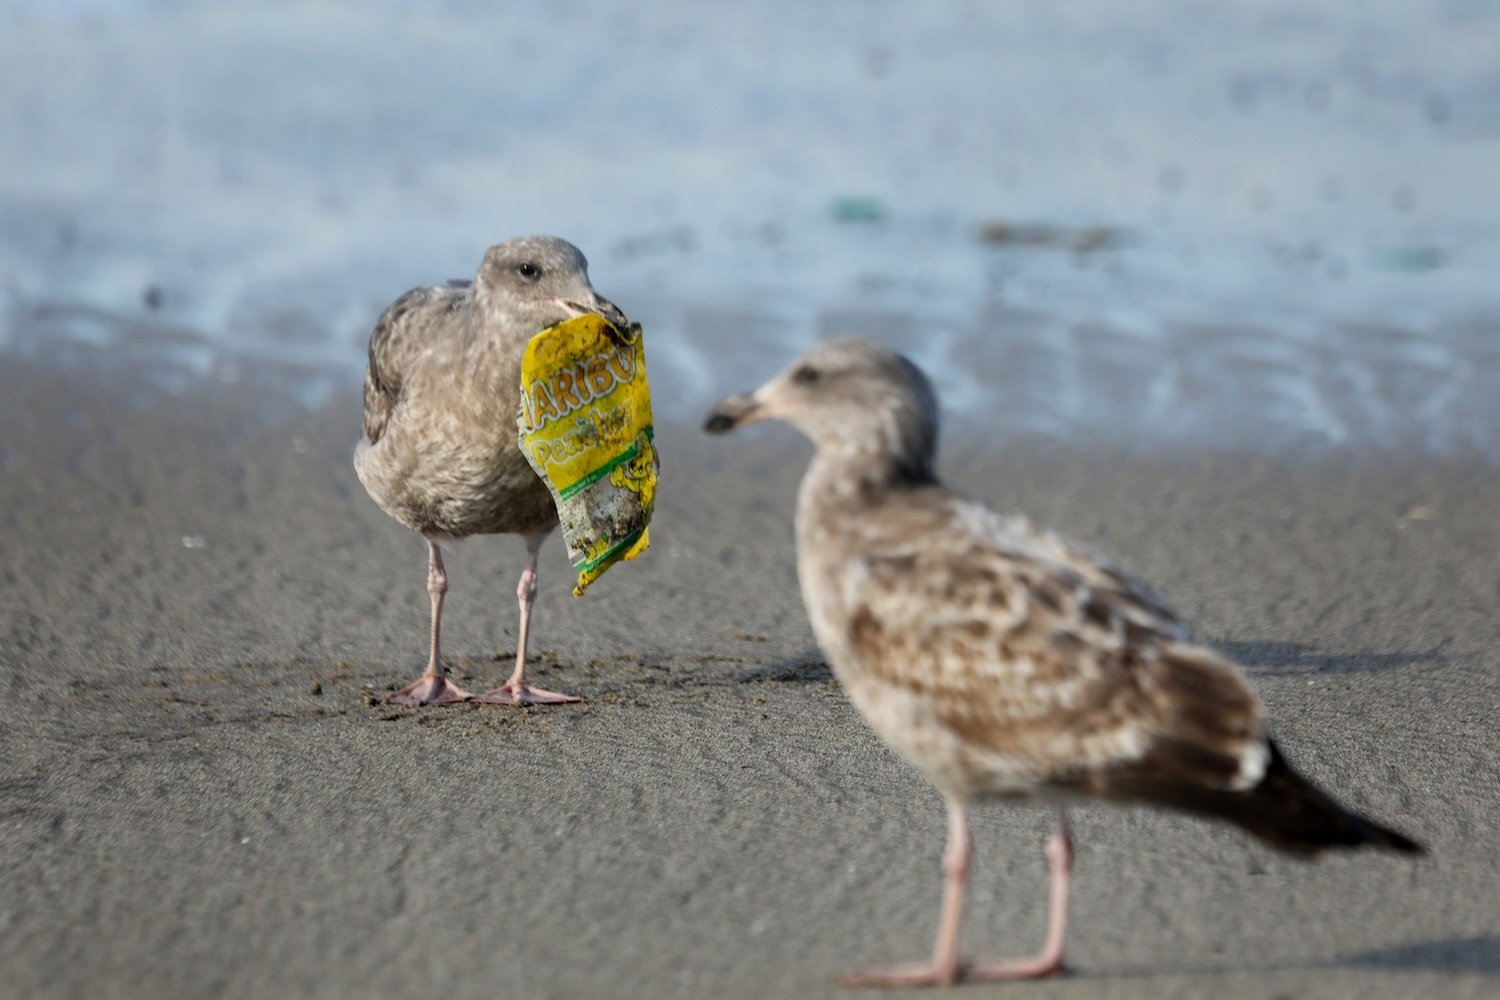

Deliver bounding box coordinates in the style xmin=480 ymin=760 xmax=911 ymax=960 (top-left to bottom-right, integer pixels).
xmin=1 ymin=354 xmax=1497 ymax=999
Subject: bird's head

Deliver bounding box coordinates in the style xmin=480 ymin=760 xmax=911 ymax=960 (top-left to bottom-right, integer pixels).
xmin=474 ymin=235 xmax=628 ymax=333
xmin=705 ymin=338 xmax=940 ymax=484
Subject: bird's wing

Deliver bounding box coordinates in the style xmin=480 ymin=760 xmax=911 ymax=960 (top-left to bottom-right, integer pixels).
xmin=839 ymin=490 xmax=1264 ymax=791
xmin=362 ymin=284 xmax=468 ymax=444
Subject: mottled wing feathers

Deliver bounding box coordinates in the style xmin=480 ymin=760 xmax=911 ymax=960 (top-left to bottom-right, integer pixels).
xmin=1128 ymin=645 xmax=1266 ymax=790
xmin=838 ymin=490 xmax=1263 ymax=792
xmin=362 ymin=283 xmax=470 ymax=444
xmin=1014 ymin=518 xmax=1190 ymax=645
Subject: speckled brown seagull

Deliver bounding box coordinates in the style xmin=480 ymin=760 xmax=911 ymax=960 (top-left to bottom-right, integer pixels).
xmin=355 ymin=236 xmax=628 ymax=706
xmin=705 ymin=338 xmax=1422 ymax=988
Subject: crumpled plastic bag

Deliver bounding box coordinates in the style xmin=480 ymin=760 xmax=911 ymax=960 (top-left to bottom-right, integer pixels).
xmin=517 ymin=314 xmax=658 ymax=595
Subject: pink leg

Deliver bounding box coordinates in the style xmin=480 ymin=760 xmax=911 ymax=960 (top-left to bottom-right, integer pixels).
xmin=965 ymin=806 xmax=1071 ymax=981
xmin=841 ymin=797 xmax=971 ymax=987
xmin=841 ymin=804 xmax=1072 ymax=989
xmin=471 ymin=534 xmax=582 ymax=705
xmin=386 ymin=541 xmax=473 ymax=706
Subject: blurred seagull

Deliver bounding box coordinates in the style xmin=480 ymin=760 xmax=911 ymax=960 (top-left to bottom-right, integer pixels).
xmin=355 ymin=236 xmax=628 ymax=706
xmin=706 ymin=338 xmax=1422 ymax=987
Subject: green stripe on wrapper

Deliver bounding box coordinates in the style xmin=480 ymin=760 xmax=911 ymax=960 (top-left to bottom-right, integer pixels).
xmin=579 ymin=528 xmax=647 ymax=574
xmin=556 ymin=426 xmax=657 ymax=501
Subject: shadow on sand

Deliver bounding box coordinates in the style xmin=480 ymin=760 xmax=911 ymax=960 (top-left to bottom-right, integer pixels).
xmin=738 ymin=653 xmax=833 ymax=685
xmin=740 ymin=641 xmax=1442 ymax=685
xmin=1339 ymin=935 xmax=1500 ymax=976
xmin=1084 ymin=934 xmax=1500 ymax=983
xmin=1212 ymin=640 xmax=1443 ymax=676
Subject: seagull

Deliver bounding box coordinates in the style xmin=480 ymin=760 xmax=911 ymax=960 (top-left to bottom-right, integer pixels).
xmin=355 ymin=236 xmax=628 ymax=706
xmin=705 ymin=338 xmax=1423 ymax=987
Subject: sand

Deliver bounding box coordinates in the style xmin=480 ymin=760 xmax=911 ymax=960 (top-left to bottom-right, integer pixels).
xmin=1 ymin=353 xmax=1497 ymax=999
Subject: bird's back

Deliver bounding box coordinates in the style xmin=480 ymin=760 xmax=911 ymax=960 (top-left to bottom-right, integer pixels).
xmin=361 ymin=283 xmax=469 ymax=446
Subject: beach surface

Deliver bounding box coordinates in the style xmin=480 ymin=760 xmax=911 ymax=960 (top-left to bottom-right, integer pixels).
xmin=1 ymin=352 xmax=1496 ymax=1000
xmin=4 ymin=1 xmax=1498 ymax=995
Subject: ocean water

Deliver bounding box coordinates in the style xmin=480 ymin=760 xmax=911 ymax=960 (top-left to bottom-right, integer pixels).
xmin=1 ymin=0 xmax=1497 ymax=454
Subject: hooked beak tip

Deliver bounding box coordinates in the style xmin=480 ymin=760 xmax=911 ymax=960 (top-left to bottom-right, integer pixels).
xmin=704 ymin=393 xmax=761 ymax=434
xmin=555 ymin=298 xmax=631 ymax=343
xmin=703 ymin=411 xmax=738 ymax=434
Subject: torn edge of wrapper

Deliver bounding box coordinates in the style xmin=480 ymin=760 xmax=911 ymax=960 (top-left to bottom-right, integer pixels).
xmin=517 ymin=314 xmax=658 ymax=596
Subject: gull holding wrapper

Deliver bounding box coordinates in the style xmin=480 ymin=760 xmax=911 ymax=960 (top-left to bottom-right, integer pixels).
xmin=354 ymin=236 xmax=651 ymax=707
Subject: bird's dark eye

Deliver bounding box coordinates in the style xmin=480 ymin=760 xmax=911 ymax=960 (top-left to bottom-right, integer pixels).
xmin=517 ymin=262 xmax=541 ymax=280
xmin=793 ymin=365 xmax=820 ymax=385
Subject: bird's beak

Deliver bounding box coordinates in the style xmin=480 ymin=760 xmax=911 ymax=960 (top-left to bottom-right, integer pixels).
xmin=558 ymin=294 xmax=629 ymax=333
xmin=704 ymin=391 xmax=764 ymax=434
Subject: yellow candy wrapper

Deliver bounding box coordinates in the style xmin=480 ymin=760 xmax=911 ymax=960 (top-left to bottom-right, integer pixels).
xmin=518 ymin=314 xmax=658 ymax=596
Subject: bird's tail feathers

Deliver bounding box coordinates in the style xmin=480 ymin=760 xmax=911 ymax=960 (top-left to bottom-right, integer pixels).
xmin=1230 ymin=740 xmax=1425 ymax=856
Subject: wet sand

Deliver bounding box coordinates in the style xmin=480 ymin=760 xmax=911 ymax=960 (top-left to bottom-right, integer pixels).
xmin=1 ymin=355 xmax=1497 ymax=999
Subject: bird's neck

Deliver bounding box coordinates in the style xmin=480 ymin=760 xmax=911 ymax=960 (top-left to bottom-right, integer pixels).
xmin=793 ymin=443 xmax=938 ymax=638
xmin=462 ymin=300 xmax=530 ymax=373
xmin=798 ymin=438 xmax=937 ymax=521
